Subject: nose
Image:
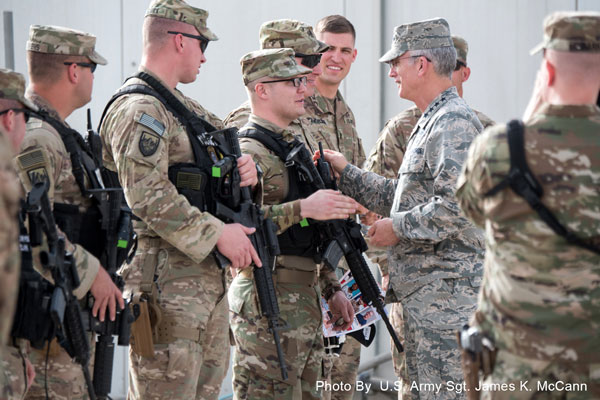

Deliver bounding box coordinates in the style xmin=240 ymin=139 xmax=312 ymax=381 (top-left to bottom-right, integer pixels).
xmin=200 ymin=51 xmax=207 ymax=64
xmin=388 ymin=65 xmax=396 ymax=78
xmin=298 ymin=82 xmax=307 ymax=93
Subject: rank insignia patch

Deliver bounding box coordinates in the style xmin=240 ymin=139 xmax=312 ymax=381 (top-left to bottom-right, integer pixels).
xmin=139 ymin=131 xmax=160 ymax=157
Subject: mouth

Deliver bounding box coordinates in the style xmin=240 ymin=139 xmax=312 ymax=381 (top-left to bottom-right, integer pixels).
xmin=326 ymin=65 xmax=342 ymax=72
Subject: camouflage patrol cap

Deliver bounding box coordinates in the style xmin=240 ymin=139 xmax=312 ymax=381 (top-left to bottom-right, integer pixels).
xmin=241 ymin=48 xmax=312 ymax=85
xmin=0 ymin=69 xmax=37 ymax=111
xmin=452 ymin=35 xmax=468 ymax=65
xmin=145 ymin=0 xmax=218 ymax=41
xmin=530 ymin=11 xmax=600 ymax=54
xmin=260 ymin=19 xmax=328 ymax=55
xmin=379 ymin=18 xmax=453 ymax=63
xmin=26 ymin=25 xmax=107 ymax=65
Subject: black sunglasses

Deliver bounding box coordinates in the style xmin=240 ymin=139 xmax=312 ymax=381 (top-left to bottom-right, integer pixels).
xmin=167 ymin=31 xmax=209 ymax=53
xmin=63 ymin=62 xmax=97 ymax=73
xmin=0 ymin=108 xmax=32 ymax=123
xmin=262 ymin=76 xmax=308 ymax=88
xmin=295 ymin=53 xmax=322 ymax=68
xmin=455 ymin=60 xmax=466 ymax=71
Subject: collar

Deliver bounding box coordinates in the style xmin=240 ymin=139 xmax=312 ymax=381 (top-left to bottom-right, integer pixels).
xmin=26 ymin=88 xmax=64 ymax=123
xmin=306 ymin=88 xmax=343 ymax=115
xmin=417 ymin=86 xmax=459 ymax=131
xmin=536 ymin=103 xmax=600 ymax=119
xmin=248 ymin=114 xmax=296 ymax=141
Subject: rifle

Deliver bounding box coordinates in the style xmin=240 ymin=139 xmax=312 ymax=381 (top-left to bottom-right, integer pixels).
xmin=209 ymin=128 xmax=288 ymax=380
xmin=25 ymin=180 xmax=97 ymax=399
xmin=86 ymin=109 xmax=137 ymax=399
xmin=291 ymin=142 xmax=404 ymax=354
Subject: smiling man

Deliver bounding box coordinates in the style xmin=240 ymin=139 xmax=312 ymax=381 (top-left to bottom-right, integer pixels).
xmin=320 ymin=18 xmax=485 ymax=399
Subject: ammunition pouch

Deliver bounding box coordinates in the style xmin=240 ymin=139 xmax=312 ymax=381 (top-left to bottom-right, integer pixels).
xmin=168 ymin=163 xmax=208 ymax=212
xmin=54 ymin=202 xmax=104 ymax=260
xmin=457 ymin=324 xmax=497 ymax=400
xmin=277 ymin=224 xmax=321 ymax=260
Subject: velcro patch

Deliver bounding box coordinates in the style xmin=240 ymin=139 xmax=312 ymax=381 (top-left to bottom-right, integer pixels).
xmin=137 ymin=113 xmax=165 ymax=137
xmin=139 ymin=131 xmax=161 ymax=157
xmin=27 ymin=167 xmax=49 ymax=184
xmin=17 ymin=149 xmax=49 ymax=185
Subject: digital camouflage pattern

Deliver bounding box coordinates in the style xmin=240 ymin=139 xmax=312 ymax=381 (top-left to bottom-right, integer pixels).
xmin=16 ymin=90 xmax=101 ymax=400
xmin=26 ymin=25 xmax=107 ymax=65
xmin=260 ymin=19 xmax=328 ymax=55
xmin=0 ymin=69 xmax=37 ymax=111
xmin=530 ymin=11 xmax=600 ymax=54
xmin=145 ymin=0 xmax=218 ymax=41
xmin=339 ymin=86 xmax=484 ymax=398
xmin=379 ymin=18 xmax=454 ymax=63
xmin=452 ymin=36 xmax=468 ymax=65
xmin=456 ymin=103 xmax=600 ymax=397
xmin=241 ymin=48 xmax=311 ymax=85
xmin=232 ymin=114 xmax=337 ymax=399
xmin=100 ymin=68 xmax=229 ymax=399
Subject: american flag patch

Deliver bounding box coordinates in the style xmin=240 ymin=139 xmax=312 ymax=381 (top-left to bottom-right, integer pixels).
xmin=138 ymin=113 xmax=165 ymax=136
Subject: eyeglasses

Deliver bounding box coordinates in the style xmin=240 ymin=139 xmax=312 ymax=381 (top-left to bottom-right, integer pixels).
xmin=295 ymin=53 xmax=322 ymax=68
xmin=262 ymin=76 xmax=308 ymax=88
xmin=390 ymin=55 xmax=431 ymax=68
xmin=63 ymin=62 xmax=97 ymax=73
xmin=454 ymin=60 xmax=466 ymax=71
xmin=167 ymin=31 xmax=209 ymax=53
xmin=0 ymin=108 xmax=32 ymax=123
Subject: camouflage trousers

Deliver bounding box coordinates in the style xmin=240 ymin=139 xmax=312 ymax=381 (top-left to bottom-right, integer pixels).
xmin=123 ymin=240 xmax=230 ymax=400
xmin=397 ymin=277 xmax=480 ymax=400
xmin=26 ymin=338 xmax=93 ymax=400
xmin=480 ymin=349 xmax=600 ymax=400
xmin=389 ymin=302 xmax=407 ymax=381
xmin=322 ymin=335 xmax=362 ymax=400
xmin=1 ymin=345 xmax=28 ymax=400
xmin=229 ymin=273 xmax=323 ymax=400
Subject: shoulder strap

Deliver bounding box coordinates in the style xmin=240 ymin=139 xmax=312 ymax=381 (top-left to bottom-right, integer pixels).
xmin=31 ymin=109 xmax=102 ymax=195
xmin=485 ymin=119 xmax=600 ymax=255
xmin=238 ymin=123 xmax=292 ymax=161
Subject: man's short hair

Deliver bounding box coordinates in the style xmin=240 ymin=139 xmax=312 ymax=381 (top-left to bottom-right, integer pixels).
xmin=410 ymin=47 xmax=457 ymax=79
xmin=143 ymin=16 xmax=188 ymax=48
xmin=27 ymin=51 xmax=87 ymax=84
xmin=315 ymin=15 xmax=356 ymax=41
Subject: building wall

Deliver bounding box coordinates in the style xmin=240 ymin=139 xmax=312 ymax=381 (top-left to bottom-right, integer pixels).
xmin=1 ymin=1 xmax=596 ymax=398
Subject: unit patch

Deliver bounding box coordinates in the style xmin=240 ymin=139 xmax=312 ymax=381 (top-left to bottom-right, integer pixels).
xmin=27 ymin=167 xmax=49 ymax=184
xmin=139 ymin=131 xmax=161 ymax=157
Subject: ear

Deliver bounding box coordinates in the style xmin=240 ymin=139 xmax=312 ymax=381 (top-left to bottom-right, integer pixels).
xmin=254 ymin=82 xmax=269 ymax=100
xmin=351 ymin=48 xmax=357 ymax=63
xmin=461 ymin=66 xmax=471 ymax=82
xmin=543 ymin=58 xmax=556 ymax=86
xmin=173 ymin=33 xmax=185 ymax=54
xmin=417 ymin=56 xmax=429 ymax=77
xmin=66 ymin=63 xmax=78 ymax=84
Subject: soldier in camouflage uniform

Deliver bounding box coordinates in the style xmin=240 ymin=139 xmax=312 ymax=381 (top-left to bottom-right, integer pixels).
xmin=0 ymin=69 xmax=37 ymax=400
xmin=312 ymin=15 xmax=366 ymax=400
xmin=14 ymin=25 xmax=124 ymax=400
xmin=456 ymin=11 xmax=600 ymax=399
xmin=363 ymin=34 xmax=495 ymax=383
xmin=99 ymin=1 xmax=260 ymax=399
xmin=231 ymin=48 xmax=358 ymax=399
xmin=321 ymin=18 xmax=485 ymax=399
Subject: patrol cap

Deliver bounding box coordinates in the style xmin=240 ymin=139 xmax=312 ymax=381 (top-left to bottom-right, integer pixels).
xmin=452 ymin=35 xmax=468 ymax=65
xmin=241 ymin=48 xmax=312 ymax=85
xmin=0 ymin=69 xmax=38 ymax=112
xmin=379 ymin=18 xmax=453 ymax=63
xmin=530 ymin=11 xmax=600 ymax=54
xmin=260 ymin=19 xmax=328 ymax=54
xmin=26 ymin=25 xmax=107 ymax=65
xmin=145 ymin=0 xmax=218 ymax=41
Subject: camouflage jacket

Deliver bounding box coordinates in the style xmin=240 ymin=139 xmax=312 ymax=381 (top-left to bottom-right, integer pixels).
xmin=456 ymin=103 xmax=600 ymax=362
xmin=15 ymin=91 xmax=99 ymax=298
xmin=225 ymin=89 xmax=366 ymax=167
xmin=294 ymin=88 xmax=365 ymax=167
xmin=363 ymin=105 xmax=494 ymax=274
xmin=339 ymin=87 xmax=485 ymax=303
xmin=239 ymin=114 xmax=339 ymax=286
xmin=0 ymin=130 xmax=20 ymax=347
xmin=100 ymin=68 xmax=225 ymax=267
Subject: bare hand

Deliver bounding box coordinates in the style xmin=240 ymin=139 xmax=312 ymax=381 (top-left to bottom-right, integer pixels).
xmin=314 ymin=149 xmax=349 ymax=176
xmin=237 ymin=154 xmax=258 ymax=187
xmin=360 ymin=210 xmax=381 ymax=226
xmin=328 ymin=291 xmax=354 ymax=331
xmin=368 ymin=218 xmax=400 ymax=247
xmin=300 ymin=189 xmax=358 ymax=220
xmin=25 ymin=357 xmax=35 ymax=389
xmin=217 ymin=223 xmax=262 ymax=269
xmin=90 ymin=267 xmax=125 ymax=322
xmin=381 ymin=273 xmax=389 ymax=293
